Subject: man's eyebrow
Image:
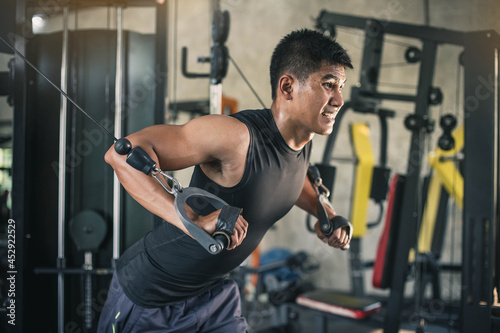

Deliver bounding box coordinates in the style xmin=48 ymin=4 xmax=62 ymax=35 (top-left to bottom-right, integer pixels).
xmin=321 ymin=74 xmax=346 ymax=84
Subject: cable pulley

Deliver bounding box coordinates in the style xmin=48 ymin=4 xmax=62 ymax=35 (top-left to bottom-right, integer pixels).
xmin=1 ymin=37 xmax=239 ymax=255
xmin=116 ymin=140 xmax=240 ymax=254
xmin=405 ymin=46 xmax=422 ymax=63
xmin=437 ymin=114 xmax=457 ymax=151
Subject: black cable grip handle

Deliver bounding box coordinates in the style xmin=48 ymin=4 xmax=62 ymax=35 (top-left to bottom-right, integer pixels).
xmin=114 ymin=138 xmax=241 ymax=254
xmin=307 ymin=164 xmax=353 ymax=249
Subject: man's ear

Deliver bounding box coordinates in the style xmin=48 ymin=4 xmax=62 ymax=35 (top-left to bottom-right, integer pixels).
xmin=278 ymin=75 xmax=294 ymax=100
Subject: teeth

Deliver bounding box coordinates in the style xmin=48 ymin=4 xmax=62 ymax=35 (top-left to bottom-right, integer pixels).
xmin=322 ymin=112 xmax=335 ymax=120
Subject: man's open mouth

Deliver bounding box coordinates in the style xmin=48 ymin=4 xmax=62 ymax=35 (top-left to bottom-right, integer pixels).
xmin=321 ymin=111 xmax=336 ymax=120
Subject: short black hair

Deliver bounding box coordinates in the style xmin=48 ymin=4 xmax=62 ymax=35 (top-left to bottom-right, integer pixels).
xmin=270 ymin=29 xmax=353 ymax=100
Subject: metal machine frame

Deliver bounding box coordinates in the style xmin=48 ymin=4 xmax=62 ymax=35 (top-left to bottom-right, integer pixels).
xmin=4 ymin=4 xmax=498 ymax=333
xmin=8 ymin=1 xmax=168 ymax=332
xmin=317 ymin=10 xmax=499 ymax=333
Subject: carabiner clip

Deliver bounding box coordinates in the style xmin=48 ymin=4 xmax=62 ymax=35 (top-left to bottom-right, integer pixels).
xmin=151 ymin=168 xmax=183 ymax=196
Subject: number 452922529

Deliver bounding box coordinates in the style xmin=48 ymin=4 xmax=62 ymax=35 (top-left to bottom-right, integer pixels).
xmin=8 ymin=219 xmax=15 ymax=270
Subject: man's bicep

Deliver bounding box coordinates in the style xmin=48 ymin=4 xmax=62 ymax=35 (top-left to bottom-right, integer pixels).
xmin=147 ymin=115 xmax=247 ymax=171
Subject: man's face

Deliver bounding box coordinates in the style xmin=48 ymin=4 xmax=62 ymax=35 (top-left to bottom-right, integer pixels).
xmin=292 ymin=63 xmax=346 ymax=136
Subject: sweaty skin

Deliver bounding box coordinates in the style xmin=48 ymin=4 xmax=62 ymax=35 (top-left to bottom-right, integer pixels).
xmin=273 ymin=62 xmax=349 ymax=249
xmin=105 ymin=116 xmax=250 ymax=250
xmin=105 ymin=61 xmax=350 ymax=250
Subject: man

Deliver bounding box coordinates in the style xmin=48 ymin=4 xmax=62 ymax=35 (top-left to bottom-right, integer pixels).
xmin=98 ymin=28 xmax=353 ymax=332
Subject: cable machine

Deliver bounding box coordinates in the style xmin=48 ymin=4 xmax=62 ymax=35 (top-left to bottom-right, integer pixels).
xmin=315 ymin=10 xmax=499 ymax=333
xmin=4 ymin=1 xmax=167 ymax=332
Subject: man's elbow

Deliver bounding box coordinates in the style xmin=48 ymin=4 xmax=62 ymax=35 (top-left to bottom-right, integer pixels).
xmin=104 ymin=145 xmax=119 ymax=167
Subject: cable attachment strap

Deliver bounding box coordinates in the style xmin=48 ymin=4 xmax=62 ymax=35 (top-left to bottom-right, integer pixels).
xmin=174 ymin=188 xmax=240 ymax=254
xmin=151 ymin=169 xmax=183 ymax=196
xmin=307 ymin=164 xmax=353 ymax=248
xmin=118 ymin=139 xmax=240 ymax=254
xmin=307 ymin=164 xmax=330 ymax=198
xmin=212 ymin=205 xmax=242 ymax=250
xmin=329 ymin=216 xmax=353 ymax=239
xmin=307 ymin=164 xmax=333 ymax=236
xmin=123 ymin=145 xmax=183 ymax=195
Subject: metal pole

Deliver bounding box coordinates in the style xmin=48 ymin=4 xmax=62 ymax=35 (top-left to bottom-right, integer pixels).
xmin=153 ymin=0 xmax=168 ymax=228
xmin=57 ymin=6 xmax=69 ymax=333
xmin=155 ymin=0 xmax=168 ymax=125
xmin=83 ymin=252 xmax=93 ymax=330
xmin=209 ymin=83 xmax=222 ymax=114
xmin=383 ymin=40 xmax=438 ymax=333
xmin=461 ymin=31 xmax=499 ymax=333
xmin=13 ymin=0 xmax=28 ymax=330
xmin=113 ymin=6 xmax=124 ymax=266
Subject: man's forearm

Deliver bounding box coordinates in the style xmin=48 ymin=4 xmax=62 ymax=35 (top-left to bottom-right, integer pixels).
xmin=295 ymin=176 xmax=336 ymax=219
xmin=105 ymin=144 xmax=192 ymax=235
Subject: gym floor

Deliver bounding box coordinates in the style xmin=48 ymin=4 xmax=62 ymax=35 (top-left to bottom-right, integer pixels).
xmin=250 ymin=314 xmax=460 ymax=333
xmin=245 ymin=301 xmax=461 ymax=333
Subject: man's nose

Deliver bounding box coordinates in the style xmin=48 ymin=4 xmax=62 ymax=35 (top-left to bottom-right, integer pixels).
xmin=329 ymin=91 xmax=344 ymax=109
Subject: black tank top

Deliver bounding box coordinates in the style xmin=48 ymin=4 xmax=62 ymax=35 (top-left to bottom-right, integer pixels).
xmin=116 ymin=109 xmax=312 ymax=307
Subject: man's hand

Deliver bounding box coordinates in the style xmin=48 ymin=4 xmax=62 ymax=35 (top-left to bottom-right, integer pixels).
xmin=227 ymin=215 xmax=248 ymax=250
xmin=314 ymin=221 xmax=350 ymax=250
xmin=190 ymin=208 xmax=248 ymax=250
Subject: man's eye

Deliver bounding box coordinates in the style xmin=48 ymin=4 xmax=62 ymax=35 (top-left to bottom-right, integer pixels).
xmin=323 ymin=82 xmax=333 ymax=89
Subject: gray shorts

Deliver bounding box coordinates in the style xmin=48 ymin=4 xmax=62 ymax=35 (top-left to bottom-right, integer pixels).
xmin=97 ymin=273 xmax=247 ymax=333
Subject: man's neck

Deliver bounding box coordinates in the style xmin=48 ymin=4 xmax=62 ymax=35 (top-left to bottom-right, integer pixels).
xmin=270 ymin=102 xmax=314 ymax=151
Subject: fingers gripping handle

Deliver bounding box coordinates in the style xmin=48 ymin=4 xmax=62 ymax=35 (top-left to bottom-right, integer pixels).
xmin=114 ymin=138 xmax=240 ymax=254
xmin=317 ymin=196 xmax=333 ymax=236
xmin=175 ymin=188 xmax=240 ymax=254
xmin=323 ymin=216 xmax=353 ymax=239
xmin=309 ymin=164 xmax=352 ymax=249
xmin=212 ymin=205 xmax=242 ymax=250
xmin=320 ymin=211 xmax=353 ymax=251
xmin=317 ymin=197 xmax=352 ymax=240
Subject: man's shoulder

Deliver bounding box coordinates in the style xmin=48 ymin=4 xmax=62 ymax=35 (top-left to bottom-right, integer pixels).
xmin=231 ymin=109 xmax=271 ymax=129
xmin=231 ymin=108 xmax=270 ymax=120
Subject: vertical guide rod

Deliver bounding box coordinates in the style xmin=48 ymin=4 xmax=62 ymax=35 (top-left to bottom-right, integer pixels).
xmin=57 ymin=7 xmax=69 ymax=333
xmin=496 ymin=45 xmax=500 ymax=307
xmin=461 ymin=32 xmax=498 ymax=333
xmin=210 ymin=83 xmax=222 ymax=115
xmin=113 ymin=6 xmax=124 ymax=266
xmin=383 ymin=40 xmax=438 ymax=333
